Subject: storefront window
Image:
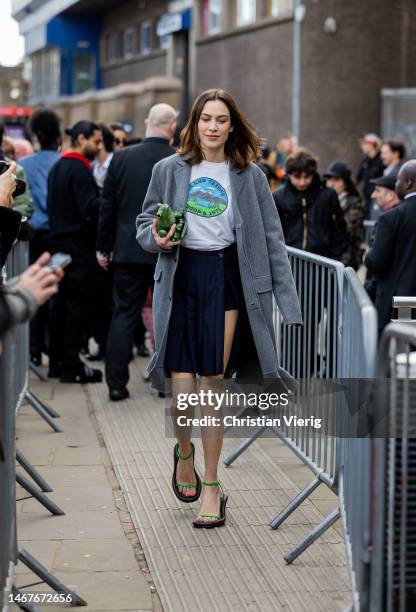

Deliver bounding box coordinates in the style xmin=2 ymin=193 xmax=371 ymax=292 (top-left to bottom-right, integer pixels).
xmin=201 ymin=0 xmax=223 ymax=36
xmin=107 ymin=32 xmax=119 ymax=64
xmin=236 ymin=0 xmax=256 ymax=26
xmin=72 ymin=52 xmax=96 ymax=95
xmin=270 ymin=0 xmax=294 ymax=17
xmin=29 ymin=47 xmax=60 ymax=102
xmin=208 ymin=0 xmax=222 ymax=34
xmin=123 ymin=27 xmax=134 ymax=59
xmin=140 ymin=22 xmax=151 ymax=55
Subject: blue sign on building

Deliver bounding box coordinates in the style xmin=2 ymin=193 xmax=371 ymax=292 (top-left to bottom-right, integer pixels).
xmin=46 ymin=15 xmax=101 ymax=96
xmin=157 ymin=8 xmax=192 ymax=37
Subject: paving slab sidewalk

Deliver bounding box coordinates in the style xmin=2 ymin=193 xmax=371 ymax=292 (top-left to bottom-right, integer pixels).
xmin=87 ymin=356 xmax=352 ymax=612
xmin=12 ymin=372 xmax=161 ymax=612
xmin=12 ymin=357 xmax=351 ymax=612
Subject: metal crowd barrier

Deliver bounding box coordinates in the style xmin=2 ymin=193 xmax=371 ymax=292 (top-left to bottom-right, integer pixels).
xmin=223 ymin=247 xmax=378 ymax=572
xmin=268 ymin=249 xmax=345 ymax=545
xmin=369 ymin=323 xmax=416 ymax=612
xmin=0 ymin=241 xmax=85 ymax=611
xmin=1 ymin=241 xmax=29 ymax=612
xmin=392 ymin=296 xmax=416 ymax=325
xmin=270 ymin=252 xmax=377 ymax=566
xmin=338 ymin=269 xmax=378 ymax=611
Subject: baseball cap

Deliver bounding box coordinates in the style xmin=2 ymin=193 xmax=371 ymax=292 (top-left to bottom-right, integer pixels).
xmin=323 ymin=161 xmax=352 ymax=181
xmin=65 ymin=120 xmax=99 ymax=139
xmin=370 ymin=175 xmax=397 ymax=190
xmin=360 ymin=133 xmax=381 ymax=146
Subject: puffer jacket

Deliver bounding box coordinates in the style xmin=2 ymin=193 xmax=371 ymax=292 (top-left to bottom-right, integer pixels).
xmin=272 ymin=174 xmax=349 ymax=260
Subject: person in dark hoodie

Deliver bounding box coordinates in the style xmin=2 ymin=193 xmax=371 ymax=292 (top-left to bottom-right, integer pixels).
xmin=272 ymin=148 xmax=348 ymax=259
xmin=47 ymin=120 xmax=103 ymax=383
xmin=273 ymin=149 xmax=348 ymax=377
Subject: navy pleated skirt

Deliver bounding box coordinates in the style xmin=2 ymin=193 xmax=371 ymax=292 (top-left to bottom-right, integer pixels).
xmin=164 ymin=243 xmax=244 ymax=376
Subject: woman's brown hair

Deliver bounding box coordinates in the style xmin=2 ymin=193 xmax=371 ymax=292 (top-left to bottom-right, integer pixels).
xmin=178 ymin=89 xmax=261 ymax=170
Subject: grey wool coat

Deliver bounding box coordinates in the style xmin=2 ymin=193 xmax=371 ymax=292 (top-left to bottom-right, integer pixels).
xmin=136 ymin=153 xmax=302 ymax=392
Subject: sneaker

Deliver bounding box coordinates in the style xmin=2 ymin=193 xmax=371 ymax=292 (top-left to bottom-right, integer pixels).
xmin=109 ymin=387 xmax=130 ymax=401
xmin=60 ymin=364 xmax=103 ymax=384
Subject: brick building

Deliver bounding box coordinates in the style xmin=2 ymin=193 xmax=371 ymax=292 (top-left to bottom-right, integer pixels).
xmin=12 ymin=0 xmax=416 ymax=166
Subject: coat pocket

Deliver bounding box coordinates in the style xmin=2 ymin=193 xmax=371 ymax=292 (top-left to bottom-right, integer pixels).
xmin=253 ymin=275 xmax=273 ymax=294
xmin=154 ymin=267 xmax=163 ymax=281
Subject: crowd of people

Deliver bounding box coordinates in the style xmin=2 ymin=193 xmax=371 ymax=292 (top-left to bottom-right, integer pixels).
xmin=0 ymin=103 xmax=415 ymax=397
xmin=1 ymin=87 xmax=416 ymax=529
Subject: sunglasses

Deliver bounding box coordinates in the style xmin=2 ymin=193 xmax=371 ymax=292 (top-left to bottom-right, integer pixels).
xmin=115 ymin=138 xmax=127 ymax=146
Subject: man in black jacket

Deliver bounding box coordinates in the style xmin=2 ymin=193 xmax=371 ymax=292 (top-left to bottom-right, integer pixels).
xmin=363 ymin=175 xmax=400 ymax=303
xmin=96 ymin=103 xmax=177 ymax=400
xmin=47 ymin=120 xmax=103 ymax=383
xmin=365 ymin=160 xmax=416 ymax=335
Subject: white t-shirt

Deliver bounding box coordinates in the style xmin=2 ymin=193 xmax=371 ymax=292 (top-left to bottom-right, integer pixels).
xmin=181 ymin=160 xmax=235 ymax=250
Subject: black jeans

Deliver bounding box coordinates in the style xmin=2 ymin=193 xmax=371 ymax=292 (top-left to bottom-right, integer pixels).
xmin=48 ymin=240 xmax=92 ymax=372
xmin=105 ymin=263 xmax=154 ymax=390
xmin=29 ymin=230 xmax=52 ymax=357
xmin=84 ymin=252 xmax=113 ymax=353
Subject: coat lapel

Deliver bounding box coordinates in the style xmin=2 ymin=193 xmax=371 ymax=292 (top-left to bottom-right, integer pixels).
xmin=229 ymin=166 xmax=248 ymax=223
xmin=173 ymin=158 xmax=191 ymax=210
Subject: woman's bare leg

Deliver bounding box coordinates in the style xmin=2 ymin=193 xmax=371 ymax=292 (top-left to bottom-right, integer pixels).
xmin=194 ymin=309 xmax=239 ymax=522
xmin=171 ymin=371 xmax=197 ymax=497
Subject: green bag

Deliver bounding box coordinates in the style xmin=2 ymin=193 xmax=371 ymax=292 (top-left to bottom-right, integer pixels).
xmin=156 ymin=203 xmax=187 ymax=242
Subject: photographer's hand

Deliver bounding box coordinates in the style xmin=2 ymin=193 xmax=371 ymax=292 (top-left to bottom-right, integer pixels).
xmin=17 ymin=252 xmax=63 ymax=305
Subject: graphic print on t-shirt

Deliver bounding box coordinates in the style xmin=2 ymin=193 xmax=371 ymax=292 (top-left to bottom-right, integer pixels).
xmin=186 ymin=177 xmax=228 ymax=217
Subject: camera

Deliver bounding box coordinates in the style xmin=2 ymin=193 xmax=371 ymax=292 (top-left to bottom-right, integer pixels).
xmin=0 ymin=160 xmax=27 ymax=197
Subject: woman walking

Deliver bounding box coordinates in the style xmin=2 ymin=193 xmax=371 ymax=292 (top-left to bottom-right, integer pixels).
xmin=136 ymin=89 xmax=302 ymax=528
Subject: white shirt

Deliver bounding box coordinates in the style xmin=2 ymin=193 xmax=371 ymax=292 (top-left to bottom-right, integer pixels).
xmin=404 ymin=192 xmax=416 ymax=200
xmin=182 ymin=160 xmax=235 ymax=250
xmin=92 ymin=153 xmax=113 ymax=189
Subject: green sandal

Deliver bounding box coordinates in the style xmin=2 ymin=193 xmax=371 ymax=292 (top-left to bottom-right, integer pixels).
xmin=172 ymin=442 xmax=201 ymax=503
xmin=193 ymin=480 xmax=228 ymax=529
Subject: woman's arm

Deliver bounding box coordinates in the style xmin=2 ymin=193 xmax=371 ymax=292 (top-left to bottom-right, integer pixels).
xmin=136 ymin=161 xmax=180 ymax=254
xmin=253 ymin=165 xmax=303 ymax=325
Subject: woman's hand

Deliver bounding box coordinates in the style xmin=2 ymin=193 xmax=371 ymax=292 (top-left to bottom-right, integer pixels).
xmin=0 ymin=162 xmax=17 ymax=207
xmin=17 ymin=252 xmax=63 ymax=305
xmin=151 ymin=218 xmax=182 ymax=250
